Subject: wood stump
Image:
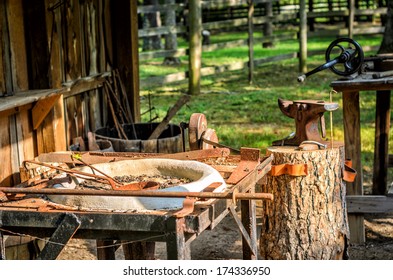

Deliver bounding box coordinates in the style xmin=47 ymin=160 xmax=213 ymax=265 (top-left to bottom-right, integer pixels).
xmin=260 ymin=146 xmax=349 ymax=260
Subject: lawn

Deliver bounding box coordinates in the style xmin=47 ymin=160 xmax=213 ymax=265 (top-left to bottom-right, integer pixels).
xmin=139 ymin=34 xmax=390 ymax=190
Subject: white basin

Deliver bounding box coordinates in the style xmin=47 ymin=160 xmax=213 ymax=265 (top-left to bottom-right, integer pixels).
xmin=48 ymin=159 xmax=226 ymax=211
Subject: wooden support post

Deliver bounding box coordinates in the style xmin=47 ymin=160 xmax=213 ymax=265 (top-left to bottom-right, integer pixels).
xmin=38 ymin=213 xmax=81 ymax=260
xmin=122 ymin=242 xmax=155 ymax=260
xmin=36 ymin=94 xmax=67 ymax=154
xmin=299 ymin=0 xmax=307 ymax=74
xmin=263 ymin=1 xmax=273 ymax=48
xmin=111 ymin=0 xmax=141 ymax=122
xmin=260 ymin=146 xmax=349 ymax=259
xmin=166 ymin=218 xmax=191 ymax=260
xmin=0 ymin=231 xmax=5 ymax=260
xmin=348 ymin=0 xmax=355 ymax=38
xmin=188 ymin=0 xmax=202 ymax=95
xmin=96 ymin=240 xmax=117 ymax=260
xmin=343 ymin=91 xmax=364 ymax=244
xmin=247 ymin=0 xmax=254 ymax=84
xmin=373 ymin=90 xmax=391 ymax=195
xmin=308 ymin=0 xmax=315 ymax=32
xmin=7 ymin=0 xmax=29 ymax=92
xmin=229 ymin=204 xmax=258 ymax=259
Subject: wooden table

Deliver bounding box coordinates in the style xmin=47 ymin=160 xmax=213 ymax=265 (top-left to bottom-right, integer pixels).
xmin=330 ymin=74 xmax=393 ymax=243
xmin=0 ymin=152 xmax=272 ymax=260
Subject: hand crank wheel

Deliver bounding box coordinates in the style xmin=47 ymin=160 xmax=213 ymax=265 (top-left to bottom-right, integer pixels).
xmin=325 ymin=38 xmax=364 ymax=76
xmin=200 ymin=128 xmax=219 ymax=150
xmin=188 ymin=113 xmax=208 ymax=150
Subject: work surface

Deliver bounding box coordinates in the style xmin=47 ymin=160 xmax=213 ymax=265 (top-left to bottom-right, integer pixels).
xmin=0 ymin=149 xmax=272 ymax=260
xmin=330 ymin=73 xmax=393 ymax=91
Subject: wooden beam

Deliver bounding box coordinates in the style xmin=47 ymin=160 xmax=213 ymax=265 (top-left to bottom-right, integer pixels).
xmin=347 ymin=195 xmax=393 ymax=213
xmin=32 ymin=94 xmax=61 ymax=130
xmin=45 ymin=0 xmax=63 ymax=87
xmin=7 ymin=0 xmax=29 ymax=92
xmin=188 ymin=0 xmax=202 ymax=95
xmin=36 ymin=94 xmax=66 ymax=154
xmin=111 ymin=0 xmax=140 ymax=122
xmin=24 ymin=0 xmax=50 ymax=89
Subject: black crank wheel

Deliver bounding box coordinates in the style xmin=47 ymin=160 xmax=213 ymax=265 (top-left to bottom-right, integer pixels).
xmin=325 ymin=38 xmax=364 ymax=76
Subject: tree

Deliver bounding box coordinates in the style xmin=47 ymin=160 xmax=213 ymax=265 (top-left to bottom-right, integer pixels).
xmin=142 ymin=0 xmax=162 ymax=51
xmin=379 ymin=0 xmax=393 ymax=53
xmin=163 ymin=0 xmax=181 ymax=65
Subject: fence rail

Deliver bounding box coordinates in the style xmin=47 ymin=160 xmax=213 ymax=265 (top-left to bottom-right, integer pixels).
xmin=137 ymin=0 xmax=387 ymax=87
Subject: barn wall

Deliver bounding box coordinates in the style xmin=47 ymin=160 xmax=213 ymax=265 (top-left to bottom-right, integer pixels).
xmin=0 ymin=0 xmax=140 ymax=186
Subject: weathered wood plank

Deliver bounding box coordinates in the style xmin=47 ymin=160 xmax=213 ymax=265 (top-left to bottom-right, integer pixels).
xmin=37 ymin=213 xmax=81 ymax=260
xmin=18 ymin=109 xmax=36 ymax=161
xmin=65 ymin=0 xmax=83 ymax=81
xmin=9 ymin=115 xmax=21 ymax=184
xmin=347 ymin=195 xmax=393 ymax=213
xmin=24 ymin=0 xmax=50 ymax=89
xmin=372 ymin=91 xmax=391 ymax=195
xmin=7 ymin=0 xmax=28 ymax=92
xmin=45 ymin=0 xmax=63 ymax=87
xmin=32 ymin=94 xmax=61 ymax=130
xmin=0 ymin=89 xmax=63 ymax=112
xmin=0 ymin=116 xmax=12 ymax=186
xmin=137 ymin=3 xmax=184 ymax=13
xmin=112 ymin=0 xmax=140 ymax=123
xmin=0 ymin=0 xmax=9 ymax=96
xmin=342 ymin=90 xmax=364 ymax=244
xmin=36 ymin=94 xmax=66 ymax=153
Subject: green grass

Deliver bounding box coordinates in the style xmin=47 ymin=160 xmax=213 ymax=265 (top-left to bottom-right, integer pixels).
xmin=139 ymin=33 xmax=390 ymax=189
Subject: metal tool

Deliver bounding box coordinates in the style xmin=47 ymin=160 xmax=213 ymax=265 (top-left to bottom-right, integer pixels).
xmin=188 ymin=113 xmax=240 ymax=154
xmin=272 ymin=99 xmax=338 ymax=147
xmin=298 ymin=38 xmax=364 ymax=83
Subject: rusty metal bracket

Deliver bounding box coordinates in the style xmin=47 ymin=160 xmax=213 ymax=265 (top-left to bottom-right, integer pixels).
xmin=269 ymin=163 xmax=308 ymax=177
xmin=226 ymin=148 xmax=260 ymax=185
xmin=37 ymin=213 xmax=81 ymax=260
xmin=173 ymin=197 xmax=197 ymax=218
xmin=343 ymin=159 xmax=357 ymax=183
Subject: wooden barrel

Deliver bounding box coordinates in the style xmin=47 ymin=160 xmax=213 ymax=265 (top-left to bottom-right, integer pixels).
xmin=95 ymin=123 xmax=182 ymax=153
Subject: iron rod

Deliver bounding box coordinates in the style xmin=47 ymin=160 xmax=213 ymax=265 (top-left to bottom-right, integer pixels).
xmin=0 ymin=187 xmax=273 ymax=201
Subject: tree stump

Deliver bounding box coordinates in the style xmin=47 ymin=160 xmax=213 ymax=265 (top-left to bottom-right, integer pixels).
xmin=260 ymin=145 xmax=349 ymax=260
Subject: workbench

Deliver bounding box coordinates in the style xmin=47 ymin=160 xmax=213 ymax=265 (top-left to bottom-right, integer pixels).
xmin=330 ymin=74 xmax=393 ymax=243
xmin=0 ymin=149 xmax=272 ymax=260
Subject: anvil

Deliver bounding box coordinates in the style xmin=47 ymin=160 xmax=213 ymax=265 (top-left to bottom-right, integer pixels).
xmin=272 ymin=98 xmax=339 ymax=147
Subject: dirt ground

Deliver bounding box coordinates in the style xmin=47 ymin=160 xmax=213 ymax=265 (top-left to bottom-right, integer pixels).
xmin=57 ymin=210 xmax=393 ymax=260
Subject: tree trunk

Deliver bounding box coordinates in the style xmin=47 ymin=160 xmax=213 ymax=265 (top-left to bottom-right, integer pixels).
xmin=260 ymin=146 xmax=349 ymax=260
xmin=163 ymin=0 xmax=180 ymax=65
xmin=142 ymin=0 xmax=162 ymax=51
xmin=379 ymin=0 xmax=393 ymax=54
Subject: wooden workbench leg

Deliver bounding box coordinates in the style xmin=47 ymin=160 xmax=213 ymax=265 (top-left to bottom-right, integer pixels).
xmin=122 ymin=242 xmax=155 ymax=260
xmin=38 ymin=213 xmax=81 ymax=260
xmin=0 ymin=231 xmax=5 ymax=260
xmin=96 ymin=240 xmax=116 ymax=260
xmin=343 ymin=90 xmax=365 ymax=244
xmin=241 ymin=199 xmax=258 ymax=260
xmin=373 ymin=90 xmax=391 ymax=195
xmin=166 ymin=218 xmax=191 ymax=260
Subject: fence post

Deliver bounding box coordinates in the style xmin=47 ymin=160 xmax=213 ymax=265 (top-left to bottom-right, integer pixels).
xmin=188 ymin=0 xmax=202 ymax=95
xmin=299 ymin=0 xmax=307 ymax=74
xmin=248 ymin=0 xmax=254 ymax=84
xmin=348 ymin=0 xmax=355 ymax=38
xmin=263 ymin=0 xmax=273 ymax=48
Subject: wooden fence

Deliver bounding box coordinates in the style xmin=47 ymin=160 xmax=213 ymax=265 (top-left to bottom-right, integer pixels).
xmin=137 ymin=0 xmax=387 ymax=90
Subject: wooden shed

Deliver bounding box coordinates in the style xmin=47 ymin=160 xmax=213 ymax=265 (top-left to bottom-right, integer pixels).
xmin=0 ymin=0 xmax=140 ymax=187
